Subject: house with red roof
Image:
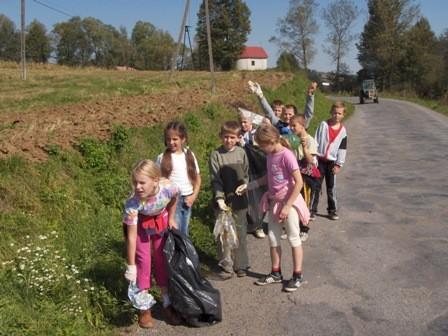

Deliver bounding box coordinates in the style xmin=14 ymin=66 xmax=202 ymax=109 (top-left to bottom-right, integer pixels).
xmin=236 ymin=46 xmax=268 ymax=71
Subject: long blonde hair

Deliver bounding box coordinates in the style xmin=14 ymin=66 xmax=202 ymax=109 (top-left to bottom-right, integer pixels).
xmin=255 ymin=124 xmax=291 ymax=149
xmin=130 ymin=159 xmax=161 ymax=195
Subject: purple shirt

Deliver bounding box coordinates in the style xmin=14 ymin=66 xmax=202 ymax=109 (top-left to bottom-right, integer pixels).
xmin=266 ymin=147 xmax=299 ymax=196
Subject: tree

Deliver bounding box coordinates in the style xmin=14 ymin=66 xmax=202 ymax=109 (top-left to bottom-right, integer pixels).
xmin=357 ymin=0 xmax=420 ymax=90
xmin=0 ymin=14 xmax=19 ymax=61
xmin=195 ymin=0 xmax=251 ymax=71
xmin=399 ymin=17 xmax=441 ymax=96
xmin=130 ymin=21 xmax=176 ymax=70
xmin=276 ymin=51 xmax=300 ymax=72
xmin=26 ymin=20 xmax=51 ymax=63
xmin=437 ymin=30 xmax=448 ymax=98
xmin=271 ymin=0 xmax=319 ymax=72
xmin=321 ymin=0 xmax=359 ymax=86
xmin=52 ymin=17 xmax=91 ymax=66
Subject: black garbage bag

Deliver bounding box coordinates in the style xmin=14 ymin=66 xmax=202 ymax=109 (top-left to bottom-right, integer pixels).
xmin=244 ymin=143 xmax=267 ymax=178
xmin=163 ymin=229 xmax=222 ymax=327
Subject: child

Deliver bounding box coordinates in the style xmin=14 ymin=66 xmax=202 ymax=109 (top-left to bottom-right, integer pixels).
xmin=314 ymin=101 xmax=347 ymax=220
xmin=288 ymin=114 xmax=321 ymax=240
xmin=249 ymin=81 xmax=317 ymax=135
xmin=123 ymin=160 xmax=181 ymax=328
xmin=209 ymin=121 xmax=250 ymax=279
xmin=238 ymin=108 xmax=267 ymax=239
xmin=156 ymin=121 xmax=201 ymax=236
xmin=253 ymin=124 xmax=310 ymax=292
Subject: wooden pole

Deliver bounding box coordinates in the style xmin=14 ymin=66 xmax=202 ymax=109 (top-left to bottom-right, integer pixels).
xmin=20 ymin=0 xmax=27 ymax=80
xmin=170 ymin=0 xmax=190 ymax=78
xmin=204 ymin=0 xmax=216 ymax=93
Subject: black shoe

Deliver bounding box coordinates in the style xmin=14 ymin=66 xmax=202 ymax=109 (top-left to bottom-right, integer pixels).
xmin=284 ymin=275 xmax=304 ymax=292
xmin=255 ymin=272 xmax=283 ymax=286
xmin=328 ymin=212 xmax=339 ymax=220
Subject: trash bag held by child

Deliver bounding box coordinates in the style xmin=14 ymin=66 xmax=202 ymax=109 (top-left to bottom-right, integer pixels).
xmin=213 ymin=211 xmax=239 ymax=272
xmin=163 ymin=229 xmax=222 ymax=327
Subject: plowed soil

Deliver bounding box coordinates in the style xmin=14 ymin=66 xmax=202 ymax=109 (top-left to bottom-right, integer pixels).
xmin=0 ymin=70 xmax=292 ymax=161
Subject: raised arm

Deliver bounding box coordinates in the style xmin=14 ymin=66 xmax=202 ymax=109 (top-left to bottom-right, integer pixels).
xmin=304 ymin=82 xmax=317 ymax=129
xmin=248 ymin=81 xmax=280 ymax=125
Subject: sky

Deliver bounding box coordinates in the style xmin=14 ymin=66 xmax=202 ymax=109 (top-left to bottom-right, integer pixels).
xmin=1 ymin=0 xmax=447 ymax=73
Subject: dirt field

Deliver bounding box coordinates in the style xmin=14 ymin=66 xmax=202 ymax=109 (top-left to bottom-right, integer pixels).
xmin=0 ymin=67 xmax=292 ymax=161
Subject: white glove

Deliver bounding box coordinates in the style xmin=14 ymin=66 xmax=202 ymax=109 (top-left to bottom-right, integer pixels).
xmin=124 ymin=264 xmax=137 ymax=282
xmin=248 ymin=81 xmax=264 ymax=98
xmin=217 ymin=199 xmax=230 ymax=211
xmin=235 ymin=184 xmax=248 ymax=196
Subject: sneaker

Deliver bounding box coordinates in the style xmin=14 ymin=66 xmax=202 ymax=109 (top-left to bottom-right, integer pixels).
xmin=309 ymin=212 xmax=316 ymax=221
xmin=329 ymin=212 xmax=339 ymax=220
xmin=284 ymin=275 xmax=304 ymax=292
xmin=299 ymin=232 xmax=309 ymax=242
xmin=255 ymin=272 xmax=283 ymax=286
xmin=236 ymin=269 xmax=247 ymax=277
xmin=254 ymin=228 xmax=266 ymax=239
xmin=138 ymin=309 xmax=154 ymax=328
xmin=280 ymin=231 xmax=287 ymax=240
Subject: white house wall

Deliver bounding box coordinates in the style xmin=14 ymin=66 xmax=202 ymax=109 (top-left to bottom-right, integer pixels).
xmin=236 ymin=58 xmax=267 ymax=71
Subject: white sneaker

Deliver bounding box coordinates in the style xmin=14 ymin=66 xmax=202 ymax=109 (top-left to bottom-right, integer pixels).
xmin=280 ymin=233 xmax=287 ymax=240
xmin=254 ymin=228 xmax=266 ymax=239
xmin=299 ymin=232 xmax=309 ymax=242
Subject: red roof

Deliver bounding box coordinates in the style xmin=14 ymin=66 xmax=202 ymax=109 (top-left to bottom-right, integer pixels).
xmin=239 ymin=46 xmax=268 ymax=59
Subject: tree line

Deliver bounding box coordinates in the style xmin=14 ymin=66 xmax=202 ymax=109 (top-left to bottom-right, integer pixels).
xmin=1 ymin=0 xmax=446 ymax=99
xmin=272 ymin=0 xmax=447 ymax=99
xmin=0 ymin=0 xmax=250 ymax=71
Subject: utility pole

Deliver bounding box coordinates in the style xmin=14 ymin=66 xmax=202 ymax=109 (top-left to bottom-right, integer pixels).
xmin=204 ymin=0 xmax=216 ymax=93
xmin=180 ymin=25 xmax=194 ymax=70
xmin=20 ymin=0 xmax=27 ymax=80
xmin=170 ymin=0 xmax=190 ymax=78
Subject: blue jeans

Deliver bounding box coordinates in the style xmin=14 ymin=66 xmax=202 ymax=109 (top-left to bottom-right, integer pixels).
xmin=175 ymin=195 xmax=192 ymax=236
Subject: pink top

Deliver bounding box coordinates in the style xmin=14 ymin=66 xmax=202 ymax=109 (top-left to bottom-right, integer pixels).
xmin=264 ymin=147 xmax=309 ymax=224
xmin=267 ymin=147 xmax=299 ymax=196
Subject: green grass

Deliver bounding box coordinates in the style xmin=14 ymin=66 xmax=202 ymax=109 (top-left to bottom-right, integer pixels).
xmin=381 ymin=91 xmax=448 ymax=116
xmin=0 ymin=72 xmax=345 ymax=335
xmin=0 ymin=63 xmax=210 ymax=113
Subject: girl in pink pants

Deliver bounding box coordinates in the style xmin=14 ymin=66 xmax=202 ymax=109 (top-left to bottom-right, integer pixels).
xmin=123 ymin=159 xmax=181 ymax=328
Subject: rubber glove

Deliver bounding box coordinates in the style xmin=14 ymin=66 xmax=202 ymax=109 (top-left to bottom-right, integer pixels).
xmin=235 ymin=184 xmax=248 ymax=196
xmin=124 ymin=264 xmax=137 ymax=282
xmin=248 ymin=81 xmax=264 ymax=98
xmin=217 ymin=199 xmax=230 ymax=211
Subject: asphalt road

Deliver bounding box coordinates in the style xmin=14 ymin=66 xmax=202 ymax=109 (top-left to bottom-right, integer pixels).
xmin=129 ymin=98 xmax=448 ymax=336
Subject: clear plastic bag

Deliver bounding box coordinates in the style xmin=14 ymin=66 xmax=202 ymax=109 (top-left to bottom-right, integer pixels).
xmin=213 ymin=211 xmax=239 ymax=250
xmin=127 ymin=281 xmax=156 ymax=310
xmin=213 ymin=211 xmax=239 ymax=270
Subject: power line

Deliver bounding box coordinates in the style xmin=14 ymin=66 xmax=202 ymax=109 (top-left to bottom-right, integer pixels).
xmin=32 ymin=0 xmax=74 ymax=18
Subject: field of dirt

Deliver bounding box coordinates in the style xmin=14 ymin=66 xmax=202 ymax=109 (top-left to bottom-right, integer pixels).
xmin=0 ymin=70 xmax=292 ymax=161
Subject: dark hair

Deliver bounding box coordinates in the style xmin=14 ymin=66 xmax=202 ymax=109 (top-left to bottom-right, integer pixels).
xmin=284 ymin=104 xmax=298 ymax=114
xmin=271 ymin=99 xmax=283 ymax=108
xmin=161 ymin=121 xmax=198 ymax=184
xmin=220 ymin=120 xmax=241 ymax=136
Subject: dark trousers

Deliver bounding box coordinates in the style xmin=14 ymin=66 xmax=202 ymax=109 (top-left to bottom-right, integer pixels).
xmin=300 ymin=174 xmax=321 ymax=233
xmin=315 ymin=160 xmax=337 ymax=214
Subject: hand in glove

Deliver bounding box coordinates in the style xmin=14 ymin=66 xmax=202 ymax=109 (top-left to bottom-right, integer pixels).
xmin=124 ymin=264 xmax=137 ymax=282
xmin=248 ymin=81 xmax=264 ymax=98
xmin=235 ymin=184 xmax=248 ymax=196
xmin=217 ymin=199 xmax=230 ymax=211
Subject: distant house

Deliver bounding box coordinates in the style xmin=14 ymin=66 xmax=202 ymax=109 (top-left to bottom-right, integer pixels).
xmin=236 ymin=46 xmax=268 ymax=71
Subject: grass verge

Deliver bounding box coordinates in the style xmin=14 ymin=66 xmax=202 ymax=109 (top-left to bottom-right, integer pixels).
xmin=0 ymin=74 xmax=339 ymax=335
